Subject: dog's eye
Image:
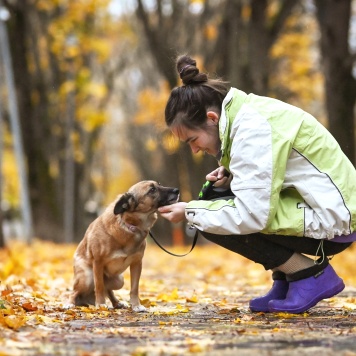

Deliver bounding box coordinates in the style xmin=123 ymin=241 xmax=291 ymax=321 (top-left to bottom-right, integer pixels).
xmin=149 ymin=187 xmax=156 ymax=194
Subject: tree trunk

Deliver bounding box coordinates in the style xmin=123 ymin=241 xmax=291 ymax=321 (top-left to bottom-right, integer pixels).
xmin=6 ymin=0 xmax=63 ymax=241
xmin=314 ymin=0 xmax=356 ymax=165
xmin=212 ymin=0 xmax=298 ymax=94
xmin=5 ymin=0 xmax=102 ymax=242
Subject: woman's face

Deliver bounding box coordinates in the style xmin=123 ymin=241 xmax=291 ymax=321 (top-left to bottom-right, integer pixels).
xmin=171 ymin=111 xmax=221 ymax=157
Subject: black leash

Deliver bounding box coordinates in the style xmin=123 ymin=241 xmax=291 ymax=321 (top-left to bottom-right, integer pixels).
xmin=149 ymin=171 xmax=232 ymax=257
xmin=148 ymin=227 xmax=199 ymax=257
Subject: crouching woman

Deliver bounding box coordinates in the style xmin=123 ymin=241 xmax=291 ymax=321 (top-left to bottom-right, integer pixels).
xmin=159 ymin=54 xmax=356 ymax=314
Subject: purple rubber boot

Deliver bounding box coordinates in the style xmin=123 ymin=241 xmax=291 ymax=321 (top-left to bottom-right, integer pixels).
xmin=249 ymin=272 xmax=289 ymax=312
xmin=268 ymin=264 xmax=345 ymax=314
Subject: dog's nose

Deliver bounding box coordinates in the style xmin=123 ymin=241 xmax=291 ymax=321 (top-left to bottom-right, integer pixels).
xmin=173 ymin=188 xmax=179 ymax=194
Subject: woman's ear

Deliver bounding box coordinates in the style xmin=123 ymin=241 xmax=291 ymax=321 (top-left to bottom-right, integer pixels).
xmin=207 ymin=111 xmax=219 ymax=125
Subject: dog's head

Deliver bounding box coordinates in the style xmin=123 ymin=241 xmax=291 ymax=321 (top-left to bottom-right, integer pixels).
xmin=113 ymin=180 xmax=179 ymax=215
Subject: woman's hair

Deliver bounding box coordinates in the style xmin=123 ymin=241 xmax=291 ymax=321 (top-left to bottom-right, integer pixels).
xmin=165 ymin=55 xmax=229 ymax=130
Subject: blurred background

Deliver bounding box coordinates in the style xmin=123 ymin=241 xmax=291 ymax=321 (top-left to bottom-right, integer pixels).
xmin=0 ymin=0 xmax=355 ymax=247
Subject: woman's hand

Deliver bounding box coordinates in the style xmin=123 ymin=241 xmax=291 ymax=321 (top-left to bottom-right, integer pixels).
xmin=158 ymin=202 xmax=187 ymax=223
xmin=206 ymin=167 xmax=232 ymax=188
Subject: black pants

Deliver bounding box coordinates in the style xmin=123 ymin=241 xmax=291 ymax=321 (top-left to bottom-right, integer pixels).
xmin=201 ymin=232 xmax=352 ymax=271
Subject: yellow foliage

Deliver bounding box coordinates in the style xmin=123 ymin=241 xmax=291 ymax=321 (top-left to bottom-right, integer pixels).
xmin=98 ymin=159 xmax=140 ymax=205
xmin=36 ymin=0 xmax=61 ymax=12
xmin=267 ymin=0 xmax=280 ymax=21
xmin=192 ymin=150 xmax=204 ymax=164
xmin=175 ymin=304 xmax=189 ymax=312
xmin=48 ymin=159 xmax=59 ymax=180
xmin=83 ymin=82 xmax=108 ymax=100
xmin=134 ymin=81 xmax=170 ymax=129
xmin=186 ymin=294 xmax=199 ymax=303
xmin=241 ymin=4 xmax=251 ymax=21
xmin=77 ymin=107 xmax=108 ymax=132
xmin=59 ymin=80 xmax=76 ymax=97
xmin=48 ymin=0 xmax=111 ymax=61
xmin=41 ymin=0 xmax=114 ymax=128
xmin=145 ymin=137 xmax=158 ymax=152
xmin=0 ymin=239 xmax=355 ymax=346
xmin=204 ymin=24 xmax=218 ymax=41
xmin=2 ymin=1 xmax=131 ymax=215
xmin=1 ymin=315 xmax=27 ymax=330
xmin=157 ymin=288 xmax=180 ymax=302
xmin=161 ymin=131 xmax=180 ymax=155
xmin=270 ymin=11 xmax=324 ymax=112
xmin=82 ymin=37 xmax=111 ymax=63
xmin=1 ymin=132 xmax=20 ymax=207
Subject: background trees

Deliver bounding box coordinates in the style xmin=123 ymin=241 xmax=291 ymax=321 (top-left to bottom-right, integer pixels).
xmin=1 ymin=0 xmax=118 ymax=242
xmin=315 ymin=0 xmax=356 ymax=164
xmin=0 ymin=0 xmax=355 ymax=245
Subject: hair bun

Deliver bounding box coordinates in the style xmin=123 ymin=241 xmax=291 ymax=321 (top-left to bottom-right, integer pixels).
xmin=177 ymin=55 xmax=208 ymax=85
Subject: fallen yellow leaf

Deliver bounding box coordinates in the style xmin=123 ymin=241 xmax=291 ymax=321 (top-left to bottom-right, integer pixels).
xmin=186 ymin=294 xmax=198 ymax=303
xmin=175 ymin=304 xmax=189 ymax=312
xmin=3 ymin=315 xmax=27 ymax=329
xmin=157 ymin=287 xmax=179 ymax=302
xmin=188 ymin=344 xmax=204 ymax=353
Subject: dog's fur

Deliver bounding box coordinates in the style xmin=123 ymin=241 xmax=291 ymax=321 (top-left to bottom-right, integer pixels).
xmin=68 ymin=180 xmax=179 ymax=312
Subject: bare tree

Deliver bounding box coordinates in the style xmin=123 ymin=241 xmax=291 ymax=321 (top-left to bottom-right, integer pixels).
xmin=314 ymin=0 xmax=356 ymax=164
xmin=135 ymin=0 xmax=220 ymax=195
xmin=210 ymin=0 xmax=297 ymax=94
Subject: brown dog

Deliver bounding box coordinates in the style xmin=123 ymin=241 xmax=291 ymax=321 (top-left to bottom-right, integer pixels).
xmin=68 ymin=180 xmax=179 ymax=312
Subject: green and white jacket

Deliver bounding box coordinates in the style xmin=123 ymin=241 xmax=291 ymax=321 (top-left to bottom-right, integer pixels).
xmin=185 ymin=88 xmax=356 ymax=240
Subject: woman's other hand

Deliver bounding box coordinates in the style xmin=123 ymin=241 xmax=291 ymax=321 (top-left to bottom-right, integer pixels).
xmin=206 ymin=166 xmax=231 ymax=188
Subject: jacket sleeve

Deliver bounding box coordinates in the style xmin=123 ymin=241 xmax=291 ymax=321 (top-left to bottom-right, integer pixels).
xmin=186 ymin=106 xmax=283 ymax=235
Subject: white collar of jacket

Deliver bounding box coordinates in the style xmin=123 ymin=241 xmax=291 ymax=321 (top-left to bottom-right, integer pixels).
xmin=219 ymin=87 xmax=248 ymax=166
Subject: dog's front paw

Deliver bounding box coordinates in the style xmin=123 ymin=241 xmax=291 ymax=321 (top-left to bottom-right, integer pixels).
xmin=95 ymin=303 xmax=109 ymax=309
xmin=63 ymin=303 xmax=75 ymax=309
xmin=113 ymin=301 xmax=130 ymax=309
xmin=132 ymin=304 xmax=147 ymax=313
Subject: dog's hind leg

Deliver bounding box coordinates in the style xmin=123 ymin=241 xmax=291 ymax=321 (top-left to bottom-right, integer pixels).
xmin=105 ymin=274 xmax=124 ymax=290
xmin=107 ymin=289 xmax=128 ymax=309
xmin=105 ymin=274 xmax=127 ymax=308
xmin=68 ymin=262 xmax=95 ymax=307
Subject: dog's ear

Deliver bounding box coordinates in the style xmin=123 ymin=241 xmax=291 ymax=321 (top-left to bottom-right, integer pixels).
xmin=113 ymin=193 xmax=135 ymax=215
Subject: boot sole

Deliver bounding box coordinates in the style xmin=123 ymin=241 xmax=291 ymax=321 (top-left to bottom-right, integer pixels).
xmin=249 ymin=304 xmax=270 ymax=313
xmin=250 ymin=296 xmax=286 ymax=313
xmin=268 ymin=280 xmax=345 ymax=314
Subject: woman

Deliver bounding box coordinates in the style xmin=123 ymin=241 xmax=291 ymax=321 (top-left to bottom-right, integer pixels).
xmin=158 ymin=54 xmax=356 ymax=314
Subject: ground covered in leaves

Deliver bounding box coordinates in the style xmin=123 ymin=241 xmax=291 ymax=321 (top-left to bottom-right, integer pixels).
xmin=1 ymin=239 xmax=356 ymax=355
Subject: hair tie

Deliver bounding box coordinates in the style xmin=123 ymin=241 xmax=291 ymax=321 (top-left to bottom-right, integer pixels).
xmin=179 ymin=64 xmax=190 ymax=75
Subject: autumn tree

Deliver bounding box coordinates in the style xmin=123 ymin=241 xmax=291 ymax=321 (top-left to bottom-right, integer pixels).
xmin=130 ymin=0 xmax=308 ymax=243
xmin=2 ymin=0 xmax=117 ymax=242
xmin=3 ymin=0 xmax=354 ymax=246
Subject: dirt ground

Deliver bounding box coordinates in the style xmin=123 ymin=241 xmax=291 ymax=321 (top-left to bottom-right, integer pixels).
xmin=1 ymin=240 xmax=356 ymax=355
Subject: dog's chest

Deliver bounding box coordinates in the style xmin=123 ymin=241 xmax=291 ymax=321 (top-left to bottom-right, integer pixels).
xmin=104 ymin=246 xmax=144 ymax=275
